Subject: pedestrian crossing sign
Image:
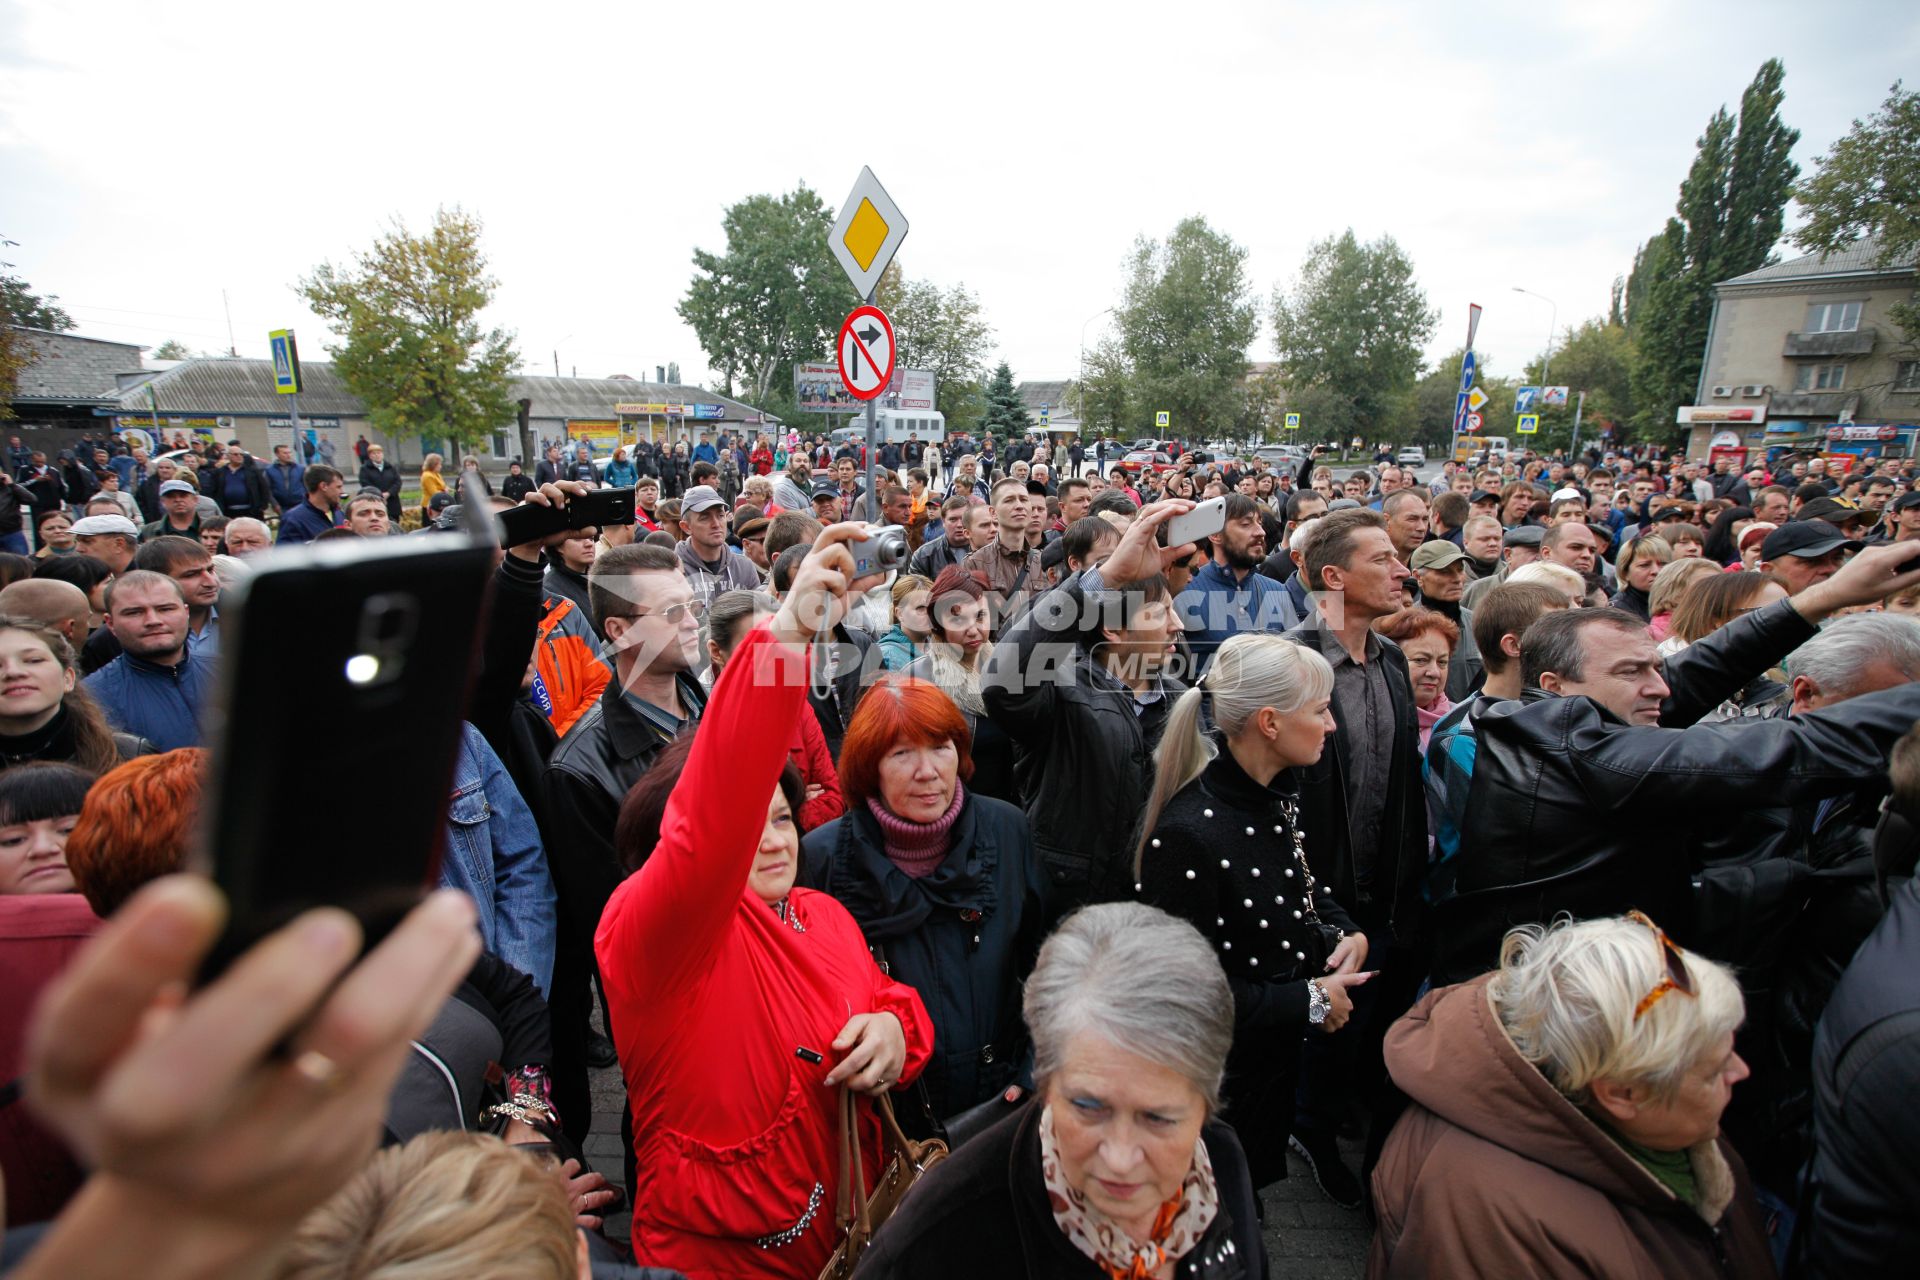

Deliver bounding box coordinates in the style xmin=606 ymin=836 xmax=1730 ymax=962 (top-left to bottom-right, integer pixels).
xmin=1517 ymin=413 xmax=1539 ymax=435
xmin=1284 ymin=413 xmax=1301 ymax=430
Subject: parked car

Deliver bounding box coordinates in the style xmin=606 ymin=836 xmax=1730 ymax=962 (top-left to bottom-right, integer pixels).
xmin=1397 ymin=446 xmax=1426 ymax=466
xmin=1116 ymin=449 xmax=1175 ymax=475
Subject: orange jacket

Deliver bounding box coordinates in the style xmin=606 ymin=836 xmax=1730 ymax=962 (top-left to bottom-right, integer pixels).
xmin=531 ymin=596 xmax=608 ymax=738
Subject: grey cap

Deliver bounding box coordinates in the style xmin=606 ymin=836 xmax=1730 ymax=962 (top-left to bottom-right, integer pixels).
xmin=1503 ymin=525 xmax=1546 ymax=549
xmin=158 ymin=479 xmax=198 ymax=496
xmin=70 ymin=513 xmax=140 ymax=538
xmin=1327 ymin=497 xmax=1362 ymax=511
xmin=680 ymin=485 xmax=726 ymax=514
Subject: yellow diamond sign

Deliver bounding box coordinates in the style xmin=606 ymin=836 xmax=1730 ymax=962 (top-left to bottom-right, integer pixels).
xmin=830 ymin=167 xmax=908 ymax=300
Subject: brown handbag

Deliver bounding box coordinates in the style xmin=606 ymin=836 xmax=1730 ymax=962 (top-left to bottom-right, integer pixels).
xmin=817 ymin=1088 xmax=950 ymax=1279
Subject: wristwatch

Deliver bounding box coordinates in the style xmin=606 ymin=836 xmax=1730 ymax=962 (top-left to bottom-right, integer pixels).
xmin=1306 ymin=979 xmax=1331 ymax=1026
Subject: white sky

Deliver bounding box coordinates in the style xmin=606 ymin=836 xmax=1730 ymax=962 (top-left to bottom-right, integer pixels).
xmin=4 ymin=0 xmax=1917 ymax=402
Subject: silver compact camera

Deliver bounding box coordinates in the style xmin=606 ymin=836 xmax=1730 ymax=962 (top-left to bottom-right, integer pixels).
xmin=848 ymin=523 xmax=909 ymax=577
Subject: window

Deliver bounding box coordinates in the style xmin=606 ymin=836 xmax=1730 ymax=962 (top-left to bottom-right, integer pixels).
xmin=491 ymin=430 xmax=512 ymax=457
xmin=1795 ymin=364 xmax=1847 ymax=392
xmin=1897 ymin=361 xmax=1920 ymax=392
xmin=1804 ymin=301 xmax=1863 ymax=333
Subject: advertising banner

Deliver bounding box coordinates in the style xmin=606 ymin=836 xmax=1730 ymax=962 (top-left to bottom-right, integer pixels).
xmin=567 ymin=420 xmax=623 ymax=453
xmin=795 ymin=361 xmax=858 ymax=414
xmin=883 ymin=368 xmax=936 ymax=410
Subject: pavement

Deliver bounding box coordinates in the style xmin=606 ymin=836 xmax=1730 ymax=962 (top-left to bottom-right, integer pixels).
xmin=581 ymin=1025 xmax=1371 ymax=1277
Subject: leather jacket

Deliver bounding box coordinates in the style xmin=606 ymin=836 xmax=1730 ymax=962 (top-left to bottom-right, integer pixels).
xmin=1431 ymin=598 xmax=1920 ymax=984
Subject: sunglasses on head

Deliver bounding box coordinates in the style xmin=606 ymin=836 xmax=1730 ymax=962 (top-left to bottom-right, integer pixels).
xmin=1627 ymin=910 xmax=1695 ymax=1021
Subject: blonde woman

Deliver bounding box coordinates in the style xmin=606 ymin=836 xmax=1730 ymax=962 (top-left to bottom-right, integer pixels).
xmin=418 ymin=453 xmax=447 ymax=522
xmin=1372 ymin=914 xmax=1771 ymax=1277
xmin=1609 ymin=534 xmax=1673 ymax=620
xmin=1645 ymin=556 xmax=1721 ymax=642
xmin=1133 ymin=632 xmax=1370 ymax=1190
xmin=877 ymin=573 xmax=932 ymax=671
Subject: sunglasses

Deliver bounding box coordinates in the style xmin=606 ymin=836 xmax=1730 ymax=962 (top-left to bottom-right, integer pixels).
xmin=1627 ymin=910 xmax=1695 ymax=1021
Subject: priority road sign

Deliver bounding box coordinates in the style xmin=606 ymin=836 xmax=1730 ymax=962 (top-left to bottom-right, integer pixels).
xmin=1517 ymin=413 xmax=1539 ymax=435
xmin=836 ymin=305 xmax=896 ymax=402
xmin=1155 ymin=410 xmax=1171 ymax=428
xmin=269 ymin=329 xmax=301 ymax=395
xmin=1284 ymin=412 xmax=1301 ymax=431
xmin=830 ymin=167 xmax=909 ymax=301
xmin=1468 ymin=386 xmax=1488 ymax=413
xmin=1467 ymin=411 xmax=1483 ymax=430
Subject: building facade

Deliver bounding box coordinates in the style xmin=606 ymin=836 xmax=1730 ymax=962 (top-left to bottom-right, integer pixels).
xmin=1684 ymin=239 xmax=1919 ymax=471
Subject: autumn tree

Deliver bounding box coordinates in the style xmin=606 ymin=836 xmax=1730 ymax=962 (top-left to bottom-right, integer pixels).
xmin=1116 ymin=216 xmax=1258 ymax=438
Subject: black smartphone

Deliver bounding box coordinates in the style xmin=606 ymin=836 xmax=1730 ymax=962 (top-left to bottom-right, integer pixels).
xmin=192 ymin=534 xmax=496 ymax=978
xmin=496 ymin=486 xmax=637 ymax=548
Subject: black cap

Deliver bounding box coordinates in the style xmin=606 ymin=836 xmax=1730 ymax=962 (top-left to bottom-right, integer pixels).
xmin=1469 ymin=489 xmax=1499 ymax=504
xmin=1798 ymin=496 xmax=1870 ymax=527
xmin=1891 ymin=490 xmax=1920 ymax=513
xmin=1760 ymin=521 xmax=1863 ymax=561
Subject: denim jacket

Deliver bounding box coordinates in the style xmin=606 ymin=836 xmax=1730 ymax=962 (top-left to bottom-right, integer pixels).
xmin=440 ymin=723 xmax=557 ymax=996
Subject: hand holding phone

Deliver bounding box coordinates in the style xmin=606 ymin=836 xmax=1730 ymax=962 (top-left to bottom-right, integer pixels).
xmin=497 ymin=486 xmax=636 ymax=548
xmin=1164 ymin=496 xmax=1228 ymax=548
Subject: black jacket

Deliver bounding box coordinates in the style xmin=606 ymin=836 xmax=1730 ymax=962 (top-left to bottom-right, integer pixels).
xmin=542 ymin=557 xmax=594 ymax=627
xmin=854 ymin=1100 xmax=1263 ymax=1280
xmin=540 ymin=673 xmax=706 ymax=947
xmin=1281 ymin=611 xmax=1430 ymax=945
xmin=360 ymin=460 xmax=403 ymax=517
xmin=1802 ymin=872 xmax=1920 ymax=1277
xmin=982 ymin=574 xmax=1184 ymax=913
xmin=1431 ymin=598 xmax=1920 ymax=984
xmin=200 ymin=461 xmax=272 ymax=517
xmin=800 ymin=791 xmax=1047 ymax=1118
xmin=908 ymin=534 xmax=968 ymax=582
xmin=1136 ymin=750 xmax=1358 ymax=1188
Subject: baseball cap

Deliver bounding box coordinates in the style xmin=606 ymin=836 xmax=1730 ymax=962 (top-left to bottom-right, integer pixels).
xmin=70 ymin=513 xmax=139 ymax=538
xmin=1798 ymin=496 xmax=1869 ymax=527
xmin=1760 ymin=521 xmax=1862 ymax=561
xmin=1892 ymin=491 xmax=1920 ymax=513
xmin=428 ymin=491 xmax=455 ymax=511
xmin=1410 ymin=541 xmax=1469 ymax=572
xmin=1503 ymin=526 xmax=1546 ymax=549
xmin=735 ymin=515 xmax=770 ymax=540
xmin=158 ymin=479 xmax=197 ymax=496
xmin=1469 ymin=489 xmax=1499 ymax=504
xmin=1551 ymin=487 xmax=1584 ymax=503
xmin=681 ymin=485 xmax=726 ymax=514
xmin=811 ymin=481 xmax=841 ymax=501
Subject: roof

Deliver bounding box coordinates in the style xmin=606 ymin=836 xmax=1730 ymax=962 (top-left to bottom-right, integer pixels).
xmin=1719 ymin=236 xmax=1919 ymax=288
xmin=1017 ymin=380 xmax=1075 ymax=411
xmin=104 ymin=358 xmax=770 ymax=422
xmin=9 ymin=327 xmax=146 ymax=403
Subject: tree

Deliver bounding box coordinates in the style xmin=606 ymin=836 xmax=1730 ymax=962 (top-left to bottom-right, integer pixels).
xmin=979 ymin=361 xmax=1031 ymax=439
xmin=152 ymin=339 xmax=196 ymax=360
xmin=1116 ymin=216 xmax=1258 ymax=438
xmin=875 ymin=264 xmax=995 ymax=425
xmin=1792 ymin=81 xmax=1920 ymax=343
xmin=1077 ymin=337 xmax=1134 ymax=442
xmin=1271 ymin=229 xmax=1436 ymax=448
xmin=1631 ymin=59 xmax=1800 ymax=436
xmin=677 ymin=186 xmax=858 ymax=422
xmin=0 ymin=240 xmax=75 ymax=420
xmin=301 ymin=207 xmax=518 ymax=453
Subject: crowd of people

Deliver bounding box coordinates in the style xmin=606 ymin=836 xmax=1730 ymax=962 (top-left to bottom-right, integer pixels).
xmin=2 ymin=425 xmax=1918 ymax=1279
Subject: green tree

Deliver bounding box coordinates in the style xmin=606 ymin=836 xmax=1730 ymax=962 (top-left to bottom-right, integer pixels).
xmin=1077 ymin=337 xmax=1135 ymax=441
xmin=875 ymin=265 xmax=995 ymax=423
xmin=1632 ymin=59 xmax=1800 ymax=436
xmin=152 ymin=339 xmax=196 ymax=360
xmin=0 ymin=240 xmax=75 ymax=419
xmin=1271 ymin=229 xmax=1436 ymax=448
xmin=1792 ymin=81 xmax=1920 ymax=344
xmin=677 ymin=186 xmax=858 ymax=422
xmin=979 ymin=360 xmax=1031 ymax=439
xmin=1116 ymin=216 xmax=1258 ymax=438
xmin=301 ymin=207 xmax=517 ymax=454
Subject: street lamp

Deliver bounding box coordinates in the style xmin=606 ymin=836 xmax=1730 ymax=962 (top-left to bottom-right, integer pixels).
xmin=1510 ymin=287 xmax=1558 ymax=389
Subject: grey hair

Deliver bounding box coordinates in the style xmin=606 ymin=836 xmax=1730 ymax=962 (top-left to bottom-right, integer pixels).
xmin=1787 ymin=612 xmax=1920 ymax=699
xmin=1024 ymin=903 xmax=1233 ymax=1111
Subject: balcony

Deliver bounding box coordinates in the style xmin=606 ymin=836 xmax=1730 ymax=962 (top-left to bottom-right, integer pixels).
xmin=1784 ymin=327 xmax=1877 ymax=358
xmin=1769 ymin=390 xmax=1860 ymax=418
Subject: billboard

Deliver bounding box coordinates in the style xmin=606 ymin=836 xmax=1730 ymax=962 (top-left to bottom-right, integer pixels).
xmin=884 ymin=368 xmax=935 ymax=410
xmin=795 ymin=361 xmax=858 ymax=414
xmin=567 ymin=420 xmax=623 ymax=453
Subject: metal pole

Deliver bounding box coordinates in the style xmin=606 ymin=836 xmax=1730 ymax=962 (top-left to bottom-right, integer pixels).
xmin=862 ymin=287 xmax=877 ymax=521
xmin=1569 ymin=390 xmax=1586 ymax=461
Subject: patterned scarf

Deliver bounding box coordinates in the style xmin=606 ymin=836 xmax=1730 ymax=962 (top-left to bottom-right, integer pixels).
xmin=1038 ymin=1104 xmax=1219 ymax=1280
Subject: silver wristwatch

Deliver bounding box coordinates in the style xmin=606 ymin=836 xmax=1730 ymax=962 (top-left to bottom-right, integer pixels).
xmin=1306 ymin=979 xmax=1330 ymax=1026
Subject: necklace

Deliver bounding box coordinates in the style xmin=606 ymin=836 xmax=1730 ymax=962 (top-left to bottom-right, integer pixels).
xmin=1277 ymin=799 xmax=1322 ymax=926
xmin=771 ymin=897 xmax=807 ymax=934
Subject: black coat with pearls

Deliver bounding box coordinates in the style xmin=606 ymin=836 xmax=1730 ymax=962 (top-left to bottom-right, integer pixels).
xmin=1135 ymin=748 xmax=1358 ymax=1186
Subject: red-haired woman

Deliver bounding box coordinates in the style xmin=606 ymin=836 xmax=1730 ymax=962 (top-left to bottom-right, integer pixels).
xmin=64 ymin=747 xmax=206 ymax=918
xmin=595 ymin=526 xmax=935 ymax=1279
xmin=904 ymin=566 xmax=1017 ymax=803
xmin=799 ymin=675 xmax=1046 ymax=1134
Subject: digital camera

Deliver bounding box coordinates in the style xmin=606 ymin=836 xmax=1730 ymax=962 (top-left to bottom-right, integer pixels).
xmin=848 ymin=523 xmax=909 ymax=577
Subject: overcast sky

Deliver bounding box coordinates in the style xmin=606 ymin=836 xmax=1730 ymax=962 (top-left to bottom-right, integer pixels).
xmin=4 ymin=0 xmax=1916 ymax=405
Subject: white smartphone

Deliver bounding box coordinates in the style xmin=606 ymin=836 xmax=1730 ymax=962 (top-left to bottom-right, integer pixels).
xmin=1164 ymin=496 xmax=1228 ymax=548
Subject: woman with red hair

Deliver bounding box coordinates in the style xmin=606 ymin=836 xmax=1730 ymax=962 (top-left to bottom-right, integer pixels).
xmin=799 ymin=673 xmax=1046 ymax=1137
xmin=64 ymin=747 xmax=205 ymax=918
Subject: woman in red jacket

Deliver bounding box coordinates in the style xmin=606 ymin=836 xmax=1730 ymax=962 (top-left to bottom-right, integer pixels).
xmin=597 ymin=525 xmax=933 ymax=1279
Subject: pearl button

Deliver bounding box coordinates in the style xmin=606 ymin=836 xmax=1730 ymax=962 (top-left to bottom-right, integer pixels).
xmin=1151 ymin=838 xmax=1162 ymax=849
xmin=1134 ymin=883 xmax=1143 ymax=893
xmin=1245 ymin=826 xmax=1256 ymax=836
xmin=1293 ymin=910 xmax=1303 ymax=919
xmin=1243 ymin=898 xmax=1253 ymax=908
xmin=1249 ymin=957 xmax=1259 ymax=968
xmin=1185 ymin=869 xmax=1196 ymax=880
xmin=1250 ymin=867 xmax=1261 ymax=878
xmin=1220 ymin=859 xmax=1231 ymax=869
xmin=1259 ymin=919 xmax=1269 ymax=928
xmin=1203 ymin=808 xmax=1214 ymax=818
xmin=1273 ymin=825 xmax=1284 ymax=834
xmin=1285 ymin=868 xmax=1295 ymax=878
xmin=1216 ymin=917 xmax=1224 ymax=926
xmin=1223 ymin=941 xmax=1232 ymax=950
xmin=1274 ymin=895 xmax=1285 ymax=905
xmin=1296 ymin=951 xmax=1306 ymax=962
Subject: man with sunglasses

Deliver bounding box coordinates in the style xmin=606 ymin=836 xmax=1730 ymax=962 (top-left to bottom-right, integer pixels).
xmin=1429 ymin=542 xmax=1920 ymax=986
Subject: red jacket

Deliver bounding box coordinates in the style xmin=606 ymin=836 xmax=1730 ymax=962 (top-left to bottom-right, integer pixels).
xmin=789 ymin=705 xmax=845 ymax=831
xmin=596 ymin=625 xmax=933 ymax=1278
xmin=751 ymin=446 xmax=775 ymax=476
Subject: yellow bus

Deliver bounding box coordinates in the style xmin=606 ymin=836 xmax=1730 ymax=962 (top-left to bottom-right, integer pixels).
xmin=1452 ymin=435 xmax=1510 ymax=464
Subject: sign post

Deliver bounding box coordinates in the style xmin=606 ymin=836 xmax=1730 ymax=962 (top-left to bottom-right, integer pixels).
xmin=830 ymin=168 xmax=909 ymax=510
xmin=836 ymin=304 xmax=897 ymax=517
xmin=1284 ymin=412 xmax=1301 ymax=432
xmin=1568 ymin=391 xmax=1587 ymax=458
xmin=269 ymin=328 xmax=303 ymax=447
xmin=1452 ymin=303 xmax=1482 ymax=437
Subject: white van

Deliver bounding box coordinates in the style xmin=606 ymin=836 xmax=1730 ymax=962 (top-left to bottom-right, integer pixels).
xmin=829 ymin=408 xmax=946 ymax=448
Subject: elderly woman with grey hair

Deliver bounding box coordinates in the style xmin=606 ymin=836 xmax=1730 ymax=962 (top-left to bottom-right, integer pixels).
xmin=854 ymin=902 xmax=1266 ymax=1280
xmin=1369 ymin=914 xmax=1776 ymax=1278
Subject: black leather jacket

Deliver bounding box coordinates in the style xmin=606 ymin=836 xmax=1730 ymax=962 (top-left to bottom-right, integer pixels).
xmin=982 ymin=574 xmax=1183 ymax=914
xmin=540 ymin=673 xmax=706 ymax=944
xmin=1431 ymin=598 xmax=1920 ymax=984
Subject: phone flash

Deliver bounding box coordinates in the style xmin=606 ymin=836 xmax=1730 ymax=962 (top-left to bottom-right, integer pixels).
xmin=345 ymin=654 xmax=382 ymax=685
